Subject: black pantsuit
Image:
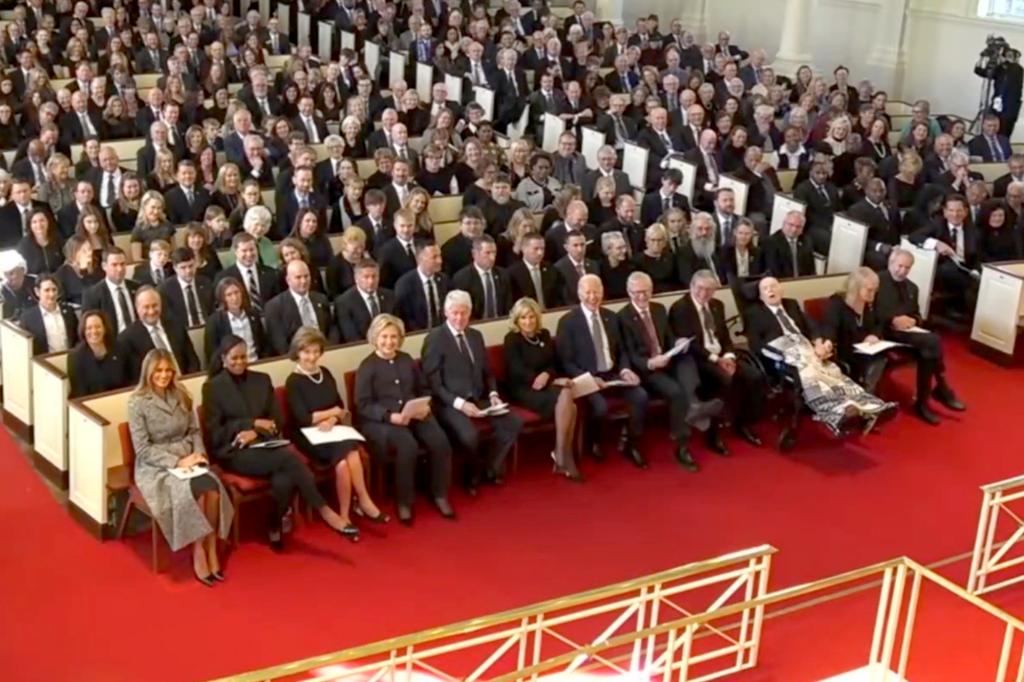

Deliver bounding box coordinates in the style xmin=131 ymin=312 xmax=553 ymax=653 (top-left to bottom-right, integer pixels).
xmin=355 ymin=352 xmax=451 ymax=506
xmin=220 ymin=446 xmax=326 ymax=518
xmin=433 ymin=405 xmax=523 ymax=482
xmin=876 ymin=272 xmax=947 ymax=402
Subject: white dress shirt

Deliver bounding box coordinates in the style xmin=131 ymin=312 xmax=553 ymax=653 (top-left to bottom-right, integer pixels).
xmin=40 ymin=306 xmax=69 ymax=352
xmin=228 ymin=310 xmax=258 ymax=361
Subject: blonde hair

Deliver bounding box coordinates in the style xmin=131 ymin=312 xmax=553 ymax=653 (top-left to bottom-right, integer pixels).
xmin=367 ymin=313 xmax=406 ymax=347
xmin=134 ymin=349 xmax=192 ymax=411
xmin=341 ymin=225 xmax=367 ymax=246
xmin=509 ymin=297 xmax=543 ymax=333
xmin=843 ymin=266 xmax=879 ymax=300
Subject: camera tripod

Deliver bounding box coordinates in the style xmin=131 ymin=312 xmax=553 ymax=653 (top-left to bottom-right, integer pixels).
xmin=971 ymin=74 xmax=996 ymax=135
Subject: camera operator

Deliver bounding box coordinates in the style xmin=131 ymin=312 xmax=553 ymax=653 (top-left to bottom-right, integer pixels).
xmin=975 ymin=38 xmax=1023 ymax=137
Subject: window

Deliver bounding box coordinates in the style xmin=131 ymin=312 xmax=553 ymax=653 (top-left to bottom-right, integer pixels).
xmin=979 ymin=0 xmax=1024 ymax=20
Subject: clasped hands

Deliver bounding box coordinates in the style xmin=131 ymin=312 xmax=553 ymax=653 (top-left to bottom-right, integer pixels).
xmin=233 ymin=418 xmax=278 ymax=447
xmin=460 ymin=393 xmax=505 ymax=417
xmin=176 ymin=452 xmax=208 ymax=470
xmin=813 ymin=338 xmax=834 ymax=360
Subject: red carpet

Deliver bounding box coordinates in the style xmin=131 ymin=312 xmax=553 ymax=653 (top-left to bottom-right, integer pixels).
xmin=2 ymin=334 xmax=1024 ymax=681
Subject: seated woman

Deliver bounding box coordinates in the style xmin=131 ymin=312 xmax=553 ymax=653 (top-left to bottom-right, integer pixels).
xmin=111 ymin=173 xmax=142 ymax=234
xmin=17 ymin=209 xmax=64 ymax=276
xmin=204 ymin=277 xmax=269 ymax=365
xmin=241 ymin=205 xmax=280 ymax=269
xmin=0 ymin=254 xmax=35 ymax=321
xmin=587 ymin=176 xmax=617 ymax=228
xmin=128 ymin=349 xmax=233 ymax=586
xmin=633 ymin=223 xmax=677 ymax=293
xmin=68 ymin=310 xmax=129 ymax=398
xmin=279 ymin=238 xmax=327 ymax=295
xmin=185 ymin=224 xmax=224 ymax=282
xmin=979 ymin=200 xmax=1023 ymax=262
xmin=286 ymin=328 xmax=388 ymax=539
xmin=202 ymin=335 xmax=356 ymax=549
xmin=289 ymin=208 xmax=333 ymax=268
xmin=722 ymin=218 xmax=764 ymax=283
xmin=822 ymin=267 xmax=888 ymax=393
xmin=746 ymin=276 xmax=896 ymax=437
xmin=325 ymin=226 xmax=367 ymax=298
xmin=598 ymin=231 xmax=635 ymax=300
xmin=355 ymin=314 xmax=454 ymax=525
xmin=329 ymin=176 xmax=366 ymax=234
xmin=503 ymin=298 xmax=581 ymax=481
xmin=54 ymin=236 xmax=101 ymax=305
xmin=19 ymin=275 xmax=78 ymax=355
xmin=130 ymin=191 xmax=177 ymax=261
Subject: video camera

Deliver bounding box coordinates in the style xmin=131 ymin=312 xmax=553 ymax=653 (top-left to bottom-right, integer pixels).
xmin=978 ymin=34 xmax=1013 ymax=78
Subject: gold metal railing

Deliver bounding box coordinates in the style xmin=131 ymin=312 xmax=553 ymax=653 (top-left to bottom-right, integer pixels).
xmin=213 ymin=550 xmax=1024 ymax=682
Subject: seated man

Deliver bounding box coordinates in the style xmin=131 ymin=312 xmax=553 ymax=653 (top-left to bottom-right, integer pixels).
xmin=908 ymin=193 xmax=980 ymax=318
xmin=117 ymin=286 xmax=201 ymax=382
xmin=618 ymin=272 xmax=723 ymax=471
xmin=263 ymin=260 xmax=336 ymax=355
xmin=677 ymin=212 xmax=727 ymax=285
xmin=422 ymin=289 xmax=523 ymax=493
xmin=670 ymin=269 xmax=765 ymax=448
xmin=875 ymin=247 xmax=965 ymax=424
xmin=556 ymin=274 xmax=649 ymax=468
xmin=745 ymin=276 xmax=894 ymax=446
xmin=762 ymin=210 xmax=815 ymax=278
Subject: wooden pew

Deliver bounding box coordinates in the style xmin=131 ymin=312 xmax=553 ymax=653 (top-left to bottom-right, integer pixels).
xmin=777 ymin=170 xmax=797 ymax=193
xmin=1 ymin=320 xmax=35 ymax=437
xmin=65 ymin=274 xmax=849 ymax=537
xmin=899 ymin=238 xmax=939 ymax=319
xmin=971 ymin=261 xmax=1024 ymax=363
xmin=974 ymin=162 xmax=1007 ymax=184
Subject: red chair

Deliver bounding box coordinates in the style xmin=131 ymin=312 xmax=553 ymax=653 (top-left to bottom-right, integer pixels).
xmin=803 ymin=296 xmax=830 ymax=325
xmin=113 ymin=422 xmax=166 ymax=572
xmin=486 ymin=345 xmax=556 ymax=471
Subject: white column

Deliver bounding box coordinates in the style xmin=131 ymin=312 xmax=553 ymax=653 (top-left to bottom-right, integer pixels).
xmin=771 ymin=0 xmax=813 ymax=76
xmin=863 ymin=0 xmax=910 ymax=94
xmin=596 ymin=0 xmax=625 ymax=25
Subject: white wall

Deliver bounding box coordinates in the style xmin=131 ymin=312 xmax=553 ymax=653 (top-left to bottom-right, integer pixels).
xmin=623 ymin=0 xmax=1024 ymax=139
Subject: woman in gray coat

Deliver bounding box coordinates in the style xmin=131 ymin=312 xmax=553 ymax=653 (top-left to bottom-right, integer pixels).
xmin=128 ymin=349 xmax=234 ymax=587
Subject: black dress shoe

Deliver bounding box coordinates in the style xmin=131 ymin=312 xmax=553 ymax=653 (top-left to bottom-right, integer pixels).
xmin=623 ymin=445 xmax=648 ymax=469
xmin=675 ymin=445 xmax=700 ymax=472
xmin=736 ymin=426 xmax=762 ymax=447
xmin=397 ymin=505 xmax=413 ymax=525
xmin=706 ymin=432 xmax=730 ymax=456
xmin=268 ymin=527 xmax=284 ymax=551
xmin=934 ymin=387 xmax=966 ymax=411
xmin=915 ymin=401 xmax=941 ymax=425
xmin=434 ymin=497 xmax=456 ymax=519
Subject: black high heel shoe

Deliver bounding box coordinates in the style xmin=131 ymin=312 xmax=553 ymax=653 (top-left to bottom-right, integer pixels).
xmin=193 ymin=569 xmax=215 ymax=587
xmin=210 ymin=571 xmax=226 ymax=582
xmin=335 ymin=523 xmax=360 ymax=542
xmin=550 ymin=452 xmax=584 ymax=482
xmin=354 ymin=506 xmax=391 ymax=524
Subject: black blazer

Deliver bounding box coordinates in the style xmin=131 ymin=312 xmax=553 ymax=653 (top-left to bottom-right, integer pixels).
xmin=201 ymin=370 xmax=282 ymax=460
xmin=669 ymin=295 xmax=735 ymax=365
xmin=421 ymin=324 xmax=497 ymax=405
xmin=215 ymin=264 xmax=281 ymax=305
xmin=721 ymin=245 xmax=764 ymax=283
xmin=555 ymin=305 xmax=629 ymax=377
xmin=909 ymin=220 xmax=981 ymax=269
xmin=440 ymin=234 xmax=474 ymax=277
xmin=131 ymin=262 xmax=174 ymax=287
xmin=275 ymin=191 xmax=329 ymax=241
xmin=616 ymin=301 xmax=677 ymax=379
xmin=394 ymin=269 xmax=450 ymax=332
xmin=376 ymin=237 xmax=419 ymax=290
xmin=743 ymin=298 xmax=817 ymax=358
xmin=676 ymin=243 xmax=728 ymax=286
xmin=19 ymin=304 xmax=79 ymax=355
xmin=762 ymin=231 xmax=815 ymax=279
xmin=203 ymin=308 xmax=269 ymax=362
xmin=67 ymin=342 xmax=130 ymax=399
xmin=875 ymin=271 xmax=922 ymax=328
xmin=263 ymin=289 xmax=336 ymax=355
xmin=334 ymin=287 xmax=396 ymax=343
xmin=821 ymin=294 xmax=882 ymax=370
xmin=81 ymin=279 xmax=141 ymax=331
xmin=553 ymin=256 xmax=600 ymax=305
xmin=354 ymin=351 xmax=432 ymax=423
xmin=159 ymin=275 xmax=215 ymax=327
xmin=507 ymin=260 xmax=562 ymax=309
xmin=17 ymin=236 xmax=63 ymax=275
xmin=640 ymin=191 xmax=690 ymax=227
xmin=847 ymin=199 xmax=904 ymax=253
xmin=451 ymin=265 xmax=513 ymax=320
xmin=163 ymin=185 xmax=212 ymax=226
xmin=116 ymin=316 xmax=202 ymax=382
xmin=793 ymin=180 xmax=841 ymax=233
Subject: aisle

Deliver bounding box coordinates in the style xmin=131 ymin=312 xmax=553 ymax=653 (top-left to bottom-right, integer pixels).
xmin=0 ymin=335 xmax=1021 ymax=682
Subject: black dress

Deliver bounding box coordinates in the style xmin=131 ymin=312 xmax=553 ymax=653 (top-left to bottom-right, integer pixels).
xmin=110 ymin=204 xmax=139 ymax=234
xmin=67 ymin=343 xmax=130 ymax=399
xmin=821 ymin=294 xmax=886 ymax=390
xmin=285 ymin=368 xmax=362 ymax=467
xmin=981 ymin=226 xmax=1024 ymax=262
xmin=599 ymin=258 xmax=635 ymax=300
xmin=634 ymin=252 xmax=677 ymax=292
xmin=17 ymin=236 xmax=63 ymax=275
xmin=54 ymin=263 xmax=101 ymax=305
xmin=502 ymin=329 xmax=560 ymax=419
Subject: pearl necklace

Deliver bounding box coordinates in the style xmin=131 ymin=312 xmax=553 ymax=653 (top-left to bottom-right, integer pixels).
xmin=295 ymin=364 xmax=324 ymax=384
xmin=522 ymin=333 xmax=544 ymax=347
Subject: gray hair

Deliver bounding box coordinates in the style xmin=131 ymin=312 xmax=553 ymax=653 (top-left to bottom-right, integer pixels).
xmin=600 ymin=230 xmax=625 ymax=254
xmin=626 ymin=270 xmax=652 ymax=289
xmin=324 ymin=134 xmax=343 ymax=146
xmin=690 ymin=269 xmax=719 ymax=289
xmin=444 ymin=289 xmax=472 ymax=312
xmin=243 ymin=205 xmax=273 ymax=232
xmin=888 ymin=246 xmax=915 ymax=266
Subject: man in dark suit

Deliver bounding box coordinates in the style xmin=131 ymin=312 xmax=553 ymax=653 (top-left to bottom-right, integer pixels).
xmin=56 ymin=180 xmax=106 ymax=239
xmin=334 ymin=259 xmax=395 ymax=343
xmin=848 ymin=179 xmax=903 ymax=271
xmin=238 ymin=69 xmax=282 ymax=127
xmin=376 ymin=209 xmax=420 ymax=289
xmin=599 ymin=195 xmax=646 ymax=257
xmin=677 ymin=213 xmax=728 ymax=285
xmin=793 ymin=163 xmax=841 ymax=255
xmin=19 ymin=276 xmax=78 ymax=356
xmin=604 ymin=54 xmax=640 ymax=93
xmin=556 ymin=274 xmax=649 ymax=467
xmin=214 ymin=233 xmax=280 ymax=309
xmin=81 ymin=247 xmax=140 ymax=334
xmin=292 ymin=95 xmax=330 ymax=145
xmin=263 ymin=260 xmax=336 ymax=356
xmin=967 ymin=114 xmax=1013 ymax=162
xmin=554 ymin=230 xmax=600 ymax=305
xmin=394 ymin=242 xmax=450 ymax=332
xmin=875 ymin=248 xmax=965 ymax=424
xmin=451 ymin=236 xmax=513 ymax=321
xmin=61 ymin=90 xmax=105 ymax=146
xmin=508 ymin=233 xmax=561 ymax=310
xmin=0 ymin=179 xmax=50 ymax=248
xmin=135 ymin=31 xmax=167 ymax=73
xmin=595 ymin=94 xmax=639 ymax=152
xmin=441 ymin=209 xmax=485 ymax=277
xmin=276 ymin=166 xmax=329 ymax=241
xmin=382 ymin=158 xmax=417 ymax=217
xmin=581 ymin=145 xmax=632 ymax=202
xmin=164 ymin=161 xmax=212 ymax=226
xmin=527 ymin=73 xmax=569 ymax=141
xmin=763 ymin=210 xmax=816 ymax=278
xmin=744 ymin=277 xmax=823 ymax=358
xmin=682 ymin=129 xmax=724 ymax=208
xmin=670 ymin=270 xmax=765 ymax=447
xmin=421 ymin=289 xmax=523 ymax=491
xmin=637 ymin=107 xmax=685 ymax=190
xmin=640 ymin=169 xmax=691 ymax=227
xmin=618 ymin=272 xmax=724 ymax=469
xmin=545 ymin=200 xmax=599 ymax=263
xmin=117 ymin=287 xmax=202 ymax=382
xmin=262 ymin=17 xmax=290 ymax=55
xmin=908 ymin=193 xmax=980 ymax=317
xmin=494 ymin=49 xmax=530 ymax=133
xmin=159 ymin=248 xmax=214 ymax=328
xmin=992 ymin=154 xmax=1024 ymax=198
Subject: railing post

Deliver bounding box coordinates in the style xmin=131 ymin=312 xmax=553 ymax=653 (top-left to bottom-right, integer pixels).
xmin=869 ymin=566 xmax=895 ymax=666
xmin=530 ymin=612 xmax=543 ymax=682
xmin=897 ymin=569 xmax=923 ymax=679
xmin=996 ymin=622 xmax=1015 ymax=682
xmin=969 ymin=487 xmax=994 ymax=594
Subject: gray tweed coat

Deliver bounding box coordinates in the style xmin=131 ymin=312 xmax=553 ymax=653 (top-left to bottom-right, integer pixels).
xmin=128 ymin=390 xmax=234 ymax=551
